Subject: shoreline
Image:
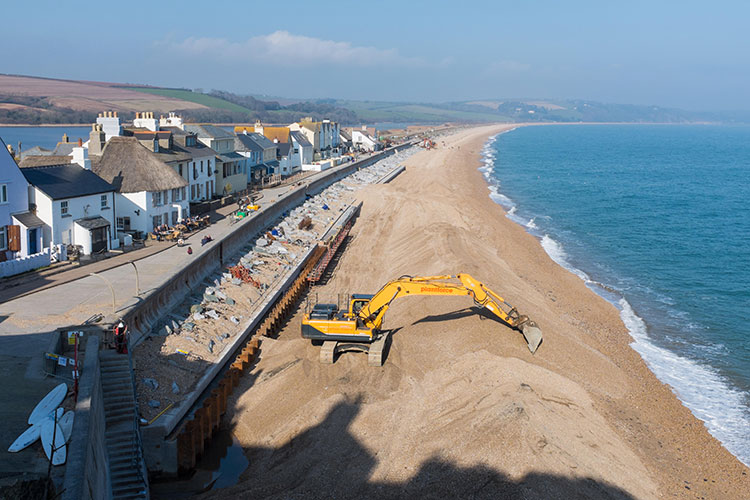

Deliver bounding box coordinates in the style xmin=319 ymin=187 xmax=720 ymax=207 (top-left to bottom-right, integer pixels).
xmin=455 ymin=125 xmax=750 ymax=496
xmin=200 ymin=125 xmax=748 ymax=499
xmin=479 ymin=125 xmax=749 ymax=468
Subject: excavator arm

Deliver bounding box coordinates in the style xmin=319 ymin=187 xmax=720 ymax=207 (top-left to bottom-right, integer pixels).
xmin=358 ymin=274 xmax=543 ymax=353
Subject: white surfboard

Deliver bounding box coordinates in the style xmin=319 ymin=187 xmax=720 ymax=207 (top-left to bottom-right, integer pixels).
xmin=9 ymin=408 xmax=63 ymax=453
xmin=8 ymin=424 xmax=41 ymax=452
xmin=41 ymin=418 xmax=66 ymax=465
xmin=28 ymin=383 xmax=67 ymax=425
xmin=59 ymin=411 xmax=74 ymax=443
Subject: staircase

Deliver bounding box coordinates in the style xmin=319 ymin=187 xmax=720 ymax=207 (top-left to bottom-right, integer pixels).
xmin=100 ymin=350 xmax=149 ymax=499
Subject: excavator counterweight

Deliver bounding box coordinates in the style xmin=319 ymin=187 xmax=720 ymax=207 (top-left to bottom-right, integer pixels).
xmin=302 ymin=274 xmax=543 ymax=365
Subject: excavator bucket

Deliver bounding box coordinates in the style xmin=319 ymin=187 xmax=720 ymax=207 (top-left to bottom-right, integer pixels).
xmin=520 ymin=324 xmax=543 ymax=353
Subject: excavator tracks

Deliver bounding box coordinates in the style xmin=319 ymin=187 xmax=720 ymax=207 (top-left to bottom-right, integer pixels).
xmin=319 ymin=332 xmax=390 ymax=366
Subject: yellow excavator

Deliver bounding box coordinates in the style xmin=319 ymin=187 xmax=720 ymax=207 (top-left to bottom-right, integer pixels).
xmin=302 ymin=274 xmax=543 ymax=366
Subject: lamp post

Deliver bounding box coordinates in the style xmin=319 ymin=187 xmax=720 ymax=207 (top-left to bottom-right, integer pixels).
xmin=89 ymin=272 xmax=115 ymax=314
xmin=129 ymin=261 xmax=140 ymax=296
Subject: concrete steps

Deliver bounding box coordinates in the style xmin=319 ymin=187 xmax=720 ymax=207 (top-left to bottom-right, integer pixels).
xmin=99 ymin=350 xmax=149 ymax=499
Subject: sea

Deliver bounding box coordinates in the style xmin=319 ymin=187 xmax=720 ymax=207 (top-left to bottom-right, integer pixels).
xmin=481 ymin=124 xmax=750 ymax=466
xmin=0 ymin=126 xmax=92 ymax=151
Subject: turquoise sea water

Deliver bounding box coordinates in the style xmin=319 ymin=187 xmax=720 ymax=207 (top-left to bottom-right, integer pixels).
xmin=483 ymin=124 xmax=750 ymax=466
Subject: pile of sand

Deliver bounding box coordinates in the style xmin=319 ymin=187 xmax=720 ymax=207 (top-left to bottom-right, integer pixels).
xmin=199 ymin=126 xmax=749 ymax=499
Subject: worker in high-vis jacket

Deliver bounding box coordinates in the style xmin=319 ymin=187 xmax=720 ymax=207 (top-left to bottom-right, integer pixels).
xmin=114 ymin=321 xmax=128 ymax=354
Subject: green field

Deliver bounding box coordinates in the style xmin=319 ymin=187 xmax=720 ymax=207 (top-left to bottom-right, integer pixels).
xmin=124 ymin=88 xmax=511 ymax=123
xmin=127 ymin=88 xmax=254 ymax=114
xmin=334 ymin=100 xmax=509 ymax=123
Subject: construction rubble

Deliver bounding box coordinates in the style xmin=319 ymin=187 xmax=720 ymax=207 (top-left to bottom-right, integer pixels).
xmin=134 ymin=147 xmax=416 ymax=420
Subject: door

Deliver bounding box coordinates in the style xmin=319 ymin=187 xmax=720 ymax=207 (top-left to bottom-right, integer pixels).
xmin=28 ymin=228 xmax=38 ymax=254
xmin=91 ymin=227 xmax=107 ymax=253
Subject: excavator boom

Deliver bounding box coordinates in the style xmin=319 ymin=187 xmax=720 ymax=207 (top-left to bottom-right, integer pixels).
xmin=358 ymin=274 xmax=542 ymax=353
xmin=302 ymin=273 xmax=543 ymax=362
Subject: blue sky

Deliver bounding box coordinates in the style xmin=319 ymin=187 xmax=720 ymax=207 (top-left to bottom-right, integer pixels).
xmin=2 ymin=0 xmax=749 ymax=110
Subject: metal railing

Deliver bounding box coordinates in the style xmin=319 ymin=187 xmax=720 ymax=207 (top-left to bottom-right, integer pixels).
xmin=125 ymin=333 xmax=149 ymax=497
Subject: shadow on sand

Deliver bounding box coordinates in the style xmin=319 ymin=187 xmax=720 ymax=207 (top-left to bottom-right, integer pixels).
xmin=154 ymin=397 xmax=636 ymax=500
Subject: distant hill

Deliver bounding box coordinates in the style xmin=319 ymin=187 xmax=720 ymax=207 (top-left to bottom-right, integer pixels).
xmin=0 ymin=73 xmax=744 ymax=125
xmin=330 ymin=98 xmax=725 ymax=124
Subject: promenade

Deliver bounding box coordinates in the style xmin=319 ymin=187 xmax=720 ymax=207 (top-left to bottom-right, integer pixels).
xmin=0 ymin=152 xmax=380 ymax=483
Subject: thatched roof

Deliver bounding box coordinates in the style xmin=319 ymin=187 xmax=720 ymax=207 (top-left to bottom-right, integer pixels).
xmin=20 ymin=155 xmax=72 ymax=167
xmin=92 ymin=136 xmax=187 ymax=193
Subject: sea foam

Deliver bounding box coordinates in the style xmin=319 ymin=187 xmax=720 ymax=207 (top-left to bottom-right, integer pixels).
xmin=479 ymin=132 xmax=750 ymax=466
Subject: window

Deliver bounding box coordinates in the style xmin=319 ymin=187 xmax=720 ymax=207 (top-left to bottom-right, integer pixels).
xmin=163 ymin=190 xmax=169 ymax=204
xmin=0 ymin=226 xmax=6 ymax=251
xmin=178 ymin=164 xmax=184 ymax=177
xmin=152 ymin=191 xmax=161 ymax=207
xmin=152 ymin=216 xmax=161 ymax=229
xmin=172 ymin=188 xmax=180 ymax=202
xmin=162 ymin=213 xmax=169 ymax=225
xmin=207 ymin=159 xmax=213 ymax=176
xmin=190 ymin=185 xmax=195 ymax=200
xmin=0 ymin=184 xmax=7 ymax=204
xmin=200 ymin=160 xmax=204 ymax=173
xmin=116 ymin=217 xmax=131 ymax=231
xmin=171 ymin=211 xmax=178 ymax=226
xmin=100 ymin=194 xmax=108 ymax=209
xmin=181 ymin=187 xmax=186 ymax=201
xmin=61 ymin=200 xmax=69 ymax=216
xmin=193 ymin=164 xmax=197 ymax=180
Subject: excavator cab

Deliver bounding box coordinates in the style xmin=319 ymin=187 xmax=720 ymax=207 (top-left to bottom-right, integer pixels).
xmin=350 ymin=294 xmax=373 ymax=317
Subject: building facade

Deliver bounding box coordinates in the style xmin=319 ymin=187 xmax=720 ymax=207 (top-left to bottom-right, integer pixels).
xmin=184 ymin=124 xmax=247 ymax=196
xmin=22 ymin=164 xmax=117 ymax=255
xmin=0 ymin=138 xmax=41 ymax=261
xmin=92 ymin=136 xmax=189 ymax=236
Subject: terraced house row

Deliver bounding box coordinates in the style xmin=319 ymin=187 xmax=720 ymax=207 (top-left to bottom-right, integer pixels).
xmin=0 ymin=111 xmax=381 ymax=277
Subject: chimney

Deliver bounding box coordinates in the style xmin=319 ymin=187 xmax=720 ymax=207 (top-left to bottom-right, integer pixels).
xmin=62 ymin=133 xmax=69 ymax=143
xmin=77 ymin=138 xmax=83 ymax=147
xmin=89 ymin=124 xmax=106 ymax=156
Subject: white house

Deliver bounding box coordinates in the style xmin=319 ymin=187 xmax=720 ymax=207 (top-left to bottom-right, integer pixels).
xmin=276 ymin=142 xmax=294 ymax=176
xmin=352 ymin=129 xmax=379 ymax=152
xmin=21 ymin=164 xmax=118 ymax=255
xmin=162 ymin=128 xmax=216 ymax=203
xmin=92 ymin=136 xmax=189 ymax=236
xmin=119 ymin=126 xmax=216 ymax=203
xmin=290 ymin=131 xmax=313 ymax=169
xmin=290 ymin=118 xmax=341 ymax=159
xmin=0 ymin=138 xmax=43 ymax=261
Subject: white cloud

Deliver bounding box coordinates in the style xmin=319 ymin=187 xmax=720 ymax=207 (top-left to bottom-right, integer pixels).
xmin=164 ymin=31 xmax=424 ymax=68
